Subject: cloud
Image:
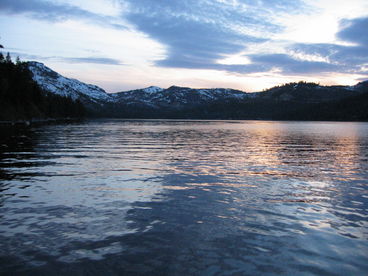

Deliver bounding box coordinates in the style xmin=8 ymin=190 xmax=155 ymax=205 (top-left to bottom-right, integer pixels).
xmin=120 ymin=0 xmax=305 ymax=71
xmin=356 ymin=77 xmax=368 ymax=82
xmin=119 ymin=1 xmax=367 ymax=77
xmin=289 ymin=16 xmax=368 ymax=74
xmin=218 ymin=16 xmax=368 ymax=76
xmin=0 ymin=0 xmax=93 ymax=21
xmin=61 ymin=57 xmax=123 ymax=65
xmin=0 ymin=0 xmax=127 ymax=29
xmin=9 ymin=51 xmax=123 ymax=65
xmin=249 ymin=53 xmax=339 ymax=74
xmin=5 ymin=0 xmax=365 ymax=78
xmin=292 ymin=43 xmax=368 ymax=67
xmin=337 ymin=17 xmax=368 ymax=46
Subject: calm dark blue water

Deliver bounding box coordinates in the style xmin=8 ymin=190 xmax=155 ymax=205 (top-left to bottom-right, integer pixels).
xmin=0 ymin=119 xmax=367 ymax=275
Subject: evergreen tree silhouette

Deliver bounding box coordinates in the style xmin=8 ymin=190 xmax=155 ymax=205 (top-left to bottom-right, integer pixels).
xmin=5 ymin=52 xmax=12 ymax=64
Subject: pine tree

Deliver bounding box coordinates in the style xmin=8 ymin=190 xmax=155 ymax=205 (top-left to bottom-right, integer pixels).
xmin=5 ymin=52 xmax=12 ymax=64
xmin=0 ymin=39 xmax=4 ymax=63
xmin=16 ymin=56 xmax=21 ymax=65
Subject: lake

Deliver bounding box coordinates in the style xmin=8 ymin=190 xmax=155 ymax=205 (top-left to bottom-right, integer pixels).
xmin=0 ymin=119 xmax=367 ymax=275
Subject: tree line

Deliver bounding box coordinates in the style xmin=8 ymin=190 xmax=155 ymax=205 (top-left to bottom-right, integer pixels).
xmin=0 ymin=52 xmax=85 ymax=121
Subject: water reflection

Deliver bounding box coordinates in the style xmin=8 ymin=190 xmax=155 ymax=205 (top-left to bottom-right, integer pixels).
xmin=0 ymin=120 xmax=367 ymax=275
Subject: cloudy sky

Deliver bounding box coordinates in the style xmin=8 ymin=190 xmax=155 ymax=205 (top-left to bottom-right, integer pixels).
xmin=0 ymin=0 xmax=367 ymax=92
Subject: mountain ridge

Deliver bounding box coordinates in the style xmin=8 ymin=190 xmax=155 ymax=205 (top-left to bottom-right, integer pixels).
xmin=28 ymin=61 xmax=112 ymax=103
xmin=26 ymin=61 xmax=368 ymax=120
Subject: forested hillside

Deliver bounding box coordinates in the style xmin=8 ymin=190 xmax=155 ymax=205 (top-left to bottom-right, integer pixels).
xmin=0 ymin=53 xmax=85 ymax=121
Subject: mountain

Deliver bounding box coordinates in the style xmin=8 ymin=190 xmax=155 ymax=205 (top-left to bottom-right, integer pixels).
xmin=25 ymin=61 xmax=368 ymax=120
xmin=27 ymin=62 xmax=250 ymax=107
xmin=0 ymin=60 xmax=85 ymax=121
xmin=28 ymin=62 xmax=112 ymax=103
xmin=256 ymin=81 xmax=367 ymax=103
xmin=112 ymin=85 xmax=248 ymax=108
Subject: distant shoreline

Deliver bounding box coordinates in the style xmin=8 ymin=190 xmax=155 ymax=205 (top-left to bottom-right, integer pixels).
xmin=0 ymin=118 xmax=84 ymax=127
xmin=1 ymin=117 xmax=367 ymax=128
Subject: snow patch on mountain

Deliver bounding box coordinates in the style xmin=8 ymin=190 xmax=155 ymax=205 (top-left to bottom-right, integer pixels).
xmin=142 ymin=86 xmax=164 ymax=93
xmin=27 ymin=62 xmax=112 ymax=103
xmin=197 ymin=88 xmax=246 ymax=100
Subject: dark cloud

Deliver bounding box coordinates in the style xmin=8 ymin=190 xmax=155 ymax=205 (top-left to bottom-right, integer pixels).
xmin=0 ymin=0 xmax=93 ymax=21
xmin=8 ymin=52 xmax=123 ymax=65
xmin=249 ymin=53 xmax=338 ymax=74
xmin=356 ymin=77 xmax=368 ymax=82
xmin=7 ymin=51 xmax=47 ymax=61
xmin=0 ymin=0 xmax=127 ymax=29
xmin=61 ymin=57 xmax=123 ymax=65
xmin=121 ymin=0 xmax=305 ymax=70
xmin=337 ymin=17 xmax=368 ymax=46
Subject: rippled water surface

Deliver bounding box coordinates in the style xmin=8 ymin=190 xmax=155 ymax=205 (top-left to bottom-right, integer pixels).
xmin=0 ymin=119 xmax=367 ymax=275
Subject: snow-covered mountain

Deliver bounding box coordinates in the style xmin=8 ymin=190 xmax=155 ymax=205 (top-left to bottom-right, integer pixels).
xmin=27 ymin=61 xmax=112 ymax=103
xmin=27 ymin=62 xmax=249 ymax=108
xmin=112 ymin=85 xmax=248 ymax=108
xmin=27 ymin=61 xmax=367 ymax=114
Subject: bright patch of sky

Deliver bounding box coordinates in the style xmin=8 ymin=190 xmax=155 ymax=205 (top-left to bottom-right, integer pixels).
xmin=0 ymin=0 xmax=367 ymax=92
xmin=275 ymin=0 xmax=368 ymax=44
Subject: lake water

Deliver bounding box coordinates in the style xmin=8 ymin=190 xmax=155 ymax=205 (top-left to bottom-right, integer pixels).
xmin=0 ymin=119 xmax=367 ymax=275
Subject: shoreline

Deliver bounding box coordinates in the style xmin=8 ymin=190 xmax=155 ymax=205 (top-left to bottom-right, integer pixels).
xmin=0 ymin=118 xmax=84 ymax=127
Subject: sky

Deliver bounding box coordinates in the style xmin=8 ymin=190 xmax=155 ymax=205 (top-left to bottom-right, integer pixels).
xmin=0 ymin=0 xmax=367 ymax=93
